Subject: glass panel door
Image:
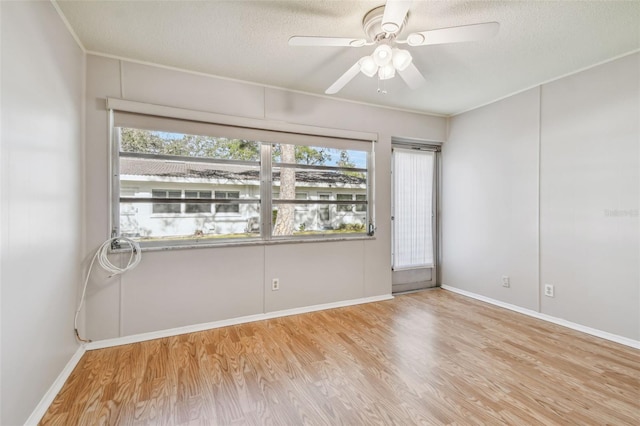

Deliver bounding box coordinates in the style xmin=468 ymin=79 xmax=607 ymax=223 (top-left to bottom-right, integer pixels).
xmin=392 ymin=147 xmax=438 ymax=292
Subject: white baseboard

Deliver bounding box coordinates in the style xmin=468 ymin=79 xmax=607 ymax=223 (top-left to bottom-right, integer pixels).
xmin=24 ymin=288 xmax=635 ymax=424
xmin=441 ymin=285 xmax=640 ymax=350
xmin=86 ymin=294 xmax=394 ymax=351
xmin=25 ymin=345 xmax=86 ymax=426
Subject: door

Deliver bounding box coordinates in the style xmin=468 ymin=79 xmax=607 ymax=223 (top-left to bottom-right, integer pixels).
xmin=317 ymin=192 xmax=332 ymax=229
xmin=391 ymin=146 xmax=439 ymax=293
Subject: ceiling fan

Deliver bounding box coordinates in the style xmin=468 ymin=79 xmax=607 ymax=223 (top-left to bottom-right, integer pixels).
xmin=289 ymin=0 xmax=499 ymax=94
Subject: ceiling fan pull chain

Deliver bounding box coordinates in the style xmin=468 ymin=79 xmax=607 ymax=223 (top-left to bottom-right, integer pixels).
xmin=377 ymin=76 xmax=387 ymax=95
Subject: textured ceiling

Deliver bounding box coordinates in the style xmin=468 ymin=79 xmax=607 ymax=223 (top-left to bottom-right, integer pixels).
xmin=56 ymin=0 xmax=639 ymax=116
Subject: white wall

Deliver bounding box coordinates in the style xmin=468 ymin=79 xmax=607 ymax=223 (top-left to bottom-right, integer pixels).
xmin=539 ymin=53 xmax=639 ymax=338
xmin=84 ymin=56 xmax=447 ymax=340
xmin=0 ymin=1 xmax=85 ymax=424
xmin=443 ymin=53 xmax=639 ymax=341
xmin=442 ymin=88 xmax=541 ymax=310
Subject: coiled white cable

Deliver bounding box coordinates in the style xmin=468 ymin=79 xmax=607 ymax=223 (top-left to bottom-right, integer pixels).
xmin=74 ymin=237 xmax=142 ymax=343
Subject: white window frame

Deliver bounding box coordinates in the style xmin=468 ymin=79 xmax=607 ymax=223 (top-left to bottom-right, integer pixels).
xmin=108 ymin=98 xmax=377 ymax=249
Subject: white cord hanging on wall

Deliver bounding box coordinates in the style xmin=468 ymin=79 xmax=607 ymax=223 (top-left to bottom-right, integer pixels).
xmin=74 ymin=237 xmax=142 ymax=343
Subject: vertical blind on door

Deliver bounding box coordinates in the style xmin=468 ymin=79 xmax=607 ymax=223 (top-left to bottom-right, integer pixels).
xmin=392 ymin=149 xmax=434 ymax=270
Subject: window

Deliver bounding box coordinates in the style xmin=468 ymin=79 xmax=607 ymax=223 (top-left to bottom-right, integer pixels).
xmin=295 ymin=192 xmax=308 ymax=210
xmin=335 ymin=194 xmax=366 ymax=213
xmin=355 ymin=194 xmax=367 ymax=212
xmin=111 ymin=102 xmax=374 ymax=248
xmin=317 ymin=193 xmax=331 ymax=225
xmin=152 ymin=190 xmax=181 ymax=214
xmin=214 ymin=191 xmax=240 ymax=213
xmin=185 ymin=190 xmax=212 ymax=213
xmin=270 ymin=143 xmax=369 ymax=237
xmin=150 ymin=189 xmax=213 ymax=214
xmin=337 ymin=194 xmax=353 ymax=212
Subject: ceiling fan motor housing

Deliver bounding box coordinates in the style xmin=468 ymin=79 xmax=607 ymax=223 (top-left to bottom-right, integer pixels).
xmin=363 ymin=6 xmax=407 ymax=42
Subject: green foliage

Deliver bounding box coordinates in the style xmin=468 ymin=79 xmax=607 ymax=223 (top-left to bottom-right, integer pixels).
xmin=295 ymin=145 xmax=331 ymax=165
xmin=337 ymin=223 xmax=366 ymax=232
xmin=212 ymin=138 xmax=260 ymax=161
xmin=120 ymin=128 xmax=260 ymax=161
xmin=120 ymin=129 xmax=337 ymax=166
xmin=337 ymin=150 xmax=355 ymax=168
xmin=337 ymin=149 xmax=365 ymax=179
xmin=120 ymin=128 xmax=165 ymax=154
xmin=272 ymin=144 xmax=331 ymax=165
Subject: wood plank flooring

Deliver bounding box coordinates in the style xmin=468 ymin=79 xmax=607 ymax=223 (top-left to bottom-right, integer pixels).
xmin=41 ymin=290 xmax=639 ymax=425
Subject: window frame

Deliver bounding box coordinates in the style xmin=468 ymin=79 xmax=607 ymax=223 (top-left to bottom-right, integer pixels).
xmin=108 ymin=99 xmax=376 ymax=249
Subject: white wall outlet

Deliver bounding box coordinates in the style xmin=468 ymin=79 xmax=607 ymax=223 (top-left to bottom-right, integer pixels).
xmin=272 ymin=278 xmax=280 ymax=291
xmin=502 ymin=275 xmax=510 ymax=288
xmin=544 ymin=284 xmax=554 ymax=297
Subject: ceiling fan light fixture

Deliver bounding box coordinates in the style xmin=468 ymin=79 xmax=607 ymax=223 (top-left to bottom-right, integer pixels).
xmin=378 ymin=63 xmax=396 ymax=80
xmin=359 ymin=56 xmax=378 ymax=77
xmin=373 ymin=44 xmax=393 ymax=66
xmin=290 ymin=1 xmax=500 ymax=95
xmin=392 ymin=48 xmax=412 ymax=71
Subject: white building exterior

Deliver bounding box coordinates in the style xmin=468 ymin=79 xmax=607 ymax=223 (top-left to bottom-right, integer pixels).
xmin=119 ymin=157 xmax=367 ymax=239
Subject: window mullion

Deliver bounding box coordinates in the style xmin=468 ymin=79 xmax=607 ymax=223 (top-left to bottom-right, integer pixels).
xmin=260 ymin=143 xmax=272 ymax=241
xmin=368 ymin=142 xmax=375 ymax=235
xmin=110 ymin=111 xmax=121 ymax=239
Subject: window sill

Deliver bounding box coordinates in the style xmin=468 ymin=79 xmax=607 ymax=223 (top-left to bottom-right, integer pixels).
xmin=119 ymin=234 xmax=376 ymax=253
xmin=150 ymin=213 xmax=245 ymax=218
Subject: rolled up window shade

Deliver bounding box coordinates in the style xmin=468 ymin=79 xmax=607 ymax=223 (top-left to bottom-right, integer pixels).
xmin=393 ymin=148 xmax=434 ymax=270
xmin=110 ymin=98 xmax=375 ymax=151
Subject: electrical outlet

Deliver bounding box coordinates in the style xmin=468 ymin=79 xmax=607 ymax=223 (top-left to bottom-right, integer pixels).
xmin=272 ymin=278 xmax=280 ymax=291
xmin=544 ymin=284 xmax=554 ymax=297
xmin=502 ymin=275 xmax=510 ymax=288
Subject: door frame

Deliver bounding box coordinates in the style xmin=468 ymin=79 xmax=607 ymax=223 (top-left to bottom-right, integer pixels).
xmin=391 ymin=140 xmax=442 ymax=293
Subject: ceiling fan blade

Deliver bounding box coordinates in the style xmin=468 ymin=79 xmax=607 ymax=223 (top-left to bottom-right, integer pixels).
xmin=325 ymin=60 xmax=362 ymax=94
xmin=407 ymin=22 xmax=499 ymax=46
xmin=289 ymin=36 xmax=367 ymax=47
xmin=398 ymin=63 xmax=425 ymax=89
xmin=381 ymin=0 xmax=412 ymax=34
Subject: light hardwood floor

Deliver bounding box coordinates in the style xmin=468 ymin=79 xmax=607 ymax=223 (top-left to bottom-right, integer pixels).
xmin=41 ymin=290 xmax=639 ymax=425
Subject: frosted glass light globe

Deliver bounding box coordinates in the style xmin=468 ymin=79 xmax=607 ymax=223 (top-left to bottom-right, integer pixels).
xmin=392 ymin=48 xmax=412 ymax=71
xmin=359 ymin=56 xmax=378 ymax=77
xmin=378 ymin=63 xmax=396 ymax=80
xmin=373 ymin=45 xmax=393 ymax=67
